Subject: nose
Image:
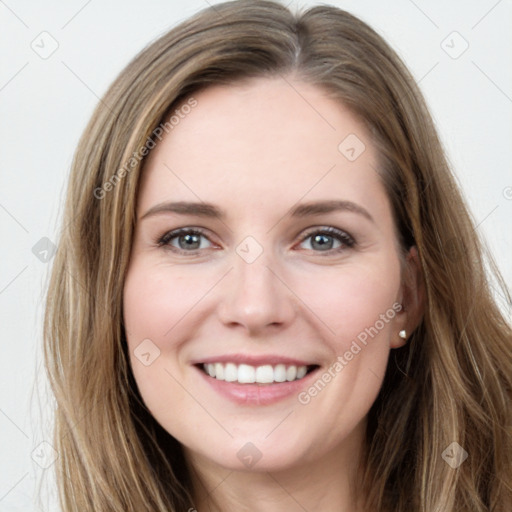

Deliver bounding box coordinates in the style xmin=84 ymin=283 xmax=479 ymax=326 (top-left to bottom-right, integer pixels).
xmin=216 ymin=249 xmax=296 ymax=335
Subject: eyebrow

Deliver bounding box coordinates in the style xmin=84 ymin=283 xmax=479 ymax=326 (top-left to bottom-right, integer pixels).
xmin=140 ymin=199 xmax=374 ymax=223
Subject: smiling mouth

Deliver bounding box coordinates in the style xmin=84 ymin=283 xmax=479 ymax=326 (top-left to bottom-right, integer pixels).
xmin=199 ymin=362 xmax=319 ymax=384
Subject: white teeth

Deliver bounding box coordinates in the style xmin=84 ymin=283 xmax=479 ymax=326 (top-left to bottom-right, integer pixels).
xmin=224 ymin=363 xmax=237 ymax=382
xmin=238 ymin=364 xmax=255 ymax=383
xmin=274 ymin=364 xmax=287 ymax=382
xmin=215 ymin=362 xmax=224 ymax=380
xmin=255 ymin=365 xmax=274 ymax=384
xmin=296 ymin=366 xmax=307 ymax=379
xmin=201 ymin=362 xmax=311 ymax=384
xmin=286 ymin=366 xmax=297 ymax=381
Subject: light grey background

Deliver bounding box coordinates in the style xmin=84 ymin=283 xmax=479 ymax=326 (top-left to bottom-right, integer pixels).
xmin=1 ymin=0 xmax=511 ymax=510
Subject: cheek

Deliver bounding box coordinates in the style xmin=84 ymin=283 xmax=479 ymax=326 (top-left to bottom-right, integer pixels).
xmin=290 ymin=261 xmax=401 ymax=431
xmin=123 ymin=263 xmax=188 ymax=380
xmin=123 ymin=263 xmax=212 ymax=346
xmin=123 ymin=264 xmax=208 ymax=427
xmin=294 ymin=258 xmax=402 ymax=353
xmin=123 ymin=261 xmax=230 ymax=398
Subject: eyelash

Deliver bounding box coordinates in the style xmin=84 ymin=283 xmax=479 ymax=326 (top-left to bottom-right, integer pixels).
xmin=156 ymin=226 xmax=356 ymax=256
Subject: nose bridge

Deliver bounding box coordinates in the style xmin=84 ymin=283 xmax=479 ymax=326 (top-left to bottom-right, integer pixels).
xmin=218 ymin=240 xmax=295 ymax=331
xmin=236 ymin=251 xmax=274 ymax=298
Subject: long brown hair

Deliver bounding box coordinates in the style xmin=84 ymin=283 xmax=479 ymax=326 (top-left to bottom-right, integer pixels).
xmin=44 ymin=1 xmax=512 ymax=510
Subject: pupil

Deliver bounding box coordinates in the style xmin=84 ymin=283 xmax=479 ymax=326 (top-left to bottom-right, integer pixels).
xmin=312 ymin=234 xmax=332 ymax=251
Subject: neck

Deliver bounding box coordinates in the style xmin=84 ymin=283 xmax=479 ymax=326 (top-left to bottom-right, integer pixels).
xmin=185 ymin=419 xmax=368 ymax=512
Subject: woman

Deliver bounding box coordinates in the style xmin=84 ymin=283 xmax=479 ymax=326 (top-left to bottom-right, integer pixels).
xmin=44 ymin=1 xmax=512 ymax=510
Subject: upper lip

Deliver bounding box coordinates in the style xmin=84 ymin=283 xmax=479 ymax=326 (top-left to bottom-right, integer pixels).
xmin=191 ymin=354 xmax=318 ymax=367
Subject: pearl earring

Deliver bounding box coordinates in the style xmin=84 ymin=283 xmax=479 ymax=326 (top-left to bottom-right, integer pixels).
xmin=399 ymin=329 xmax=407 ymax=339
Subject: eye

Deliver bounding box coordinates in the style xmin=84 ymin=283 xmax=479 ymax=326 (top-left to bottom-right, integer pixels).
xmin=156 ymin=226 xmax=355 ymax=256
xmin=157 ymin=228 xmax=214 ymax=253
xmin=297 ymin=227 xmax=355 ymax=253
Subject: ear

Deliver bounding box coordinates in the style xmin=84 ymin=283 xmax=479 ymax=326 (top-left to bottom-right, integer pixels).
xmin=391 ymin=246 xmax=425 ymax=348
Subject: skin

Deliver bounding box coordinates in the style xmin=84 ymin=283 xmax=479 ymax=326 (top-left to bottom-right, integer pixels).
xmin=123 ymin=76 xmax=423 ymax=512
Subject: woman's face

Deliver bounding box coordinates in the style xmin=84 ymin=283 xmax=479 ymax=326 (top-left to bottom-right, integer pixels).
xmin=123 ymin=77 xmax=413 ymax=472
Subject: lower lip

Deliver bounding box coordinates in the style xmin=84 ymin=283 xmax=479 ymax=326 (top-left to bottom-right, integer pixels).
xmin=195 ymin=365 xmax=319 ymax=405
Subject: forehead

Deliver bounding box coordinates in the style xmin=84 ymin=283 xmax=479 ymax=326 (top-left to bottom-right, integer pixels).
xmin=138 ymin=77 xmax=386 ymax=219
